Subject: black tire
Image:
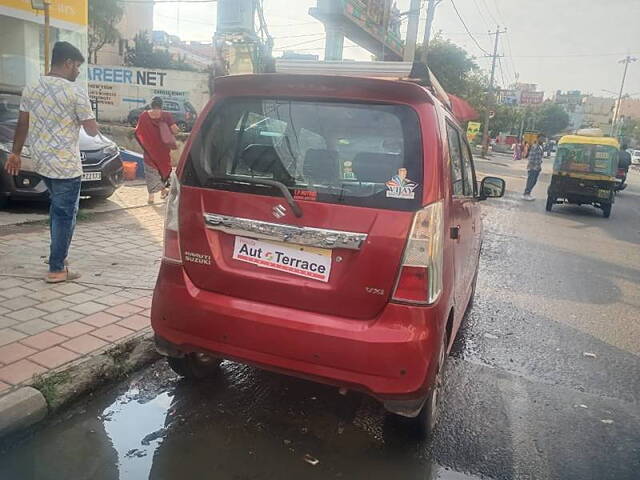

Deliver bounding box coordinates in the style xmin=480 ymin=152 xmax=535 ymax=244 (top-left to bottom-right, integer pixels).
xmin=602 ymin=204 xmax=612 ymax=218
xmin=0 ymin=195 xmax=9 ymax=210
xmin=410 ymin=339 xmax=447 ymax=440
xmin=167 ymin=353 xmax=222 ymax=380
xmin=545 ymin=196 xmax=554 ymax=212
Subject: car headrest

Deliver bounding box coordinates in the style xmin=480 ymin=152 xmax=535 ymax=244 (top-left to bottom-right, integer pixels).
xmin=303 ymin=149 xmax=340 ymax=184
xmin=352 ymin=153 xmax=402 ymax=183
xmin=240 ymin=144 xmax=294 ymax=184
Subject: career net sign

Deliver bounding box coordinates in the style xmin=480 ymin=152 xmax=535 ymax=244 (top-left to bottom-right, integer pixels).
xmin=233 ymin=237 xmax=332 ymax=283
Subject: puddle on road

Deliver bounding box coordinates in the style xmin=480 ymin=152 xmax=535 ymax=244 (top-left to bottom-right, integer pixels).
xmin=0 ymin=361 xmax=487 ymax=480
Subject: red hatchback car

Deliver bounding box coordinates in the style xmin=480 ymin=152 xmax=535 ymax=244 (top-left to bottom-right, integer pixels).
xmin=151 ymin=70 xmax=505 ymax=438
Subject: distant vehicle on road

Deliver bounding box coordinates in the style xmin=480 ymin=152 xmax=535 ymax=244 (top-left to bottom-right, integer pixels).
xmin=0 ymin=94 xmax=124 ymax=208
xmin=546 ymin=134 xmax=619 ymax=217
xmin=630 ymin=149 xmax=640 ymax=165
xmin=127 ymin=99 xmax=197 ymax=132
xmin=151 ymin=66 xmax=506 ymax=440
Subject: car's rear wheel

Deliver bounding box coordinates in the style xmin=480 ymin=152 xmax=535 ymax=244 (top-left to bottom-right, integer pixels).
xmin=167 ymin=353 xmax=222 ymax=380
xmin=0 ymin=195 xmax=9 ymax=210
xmin=602 ymin=203 xmax=612 ymax=218
xmin=410 ymin=339 xmax=446 ymax=440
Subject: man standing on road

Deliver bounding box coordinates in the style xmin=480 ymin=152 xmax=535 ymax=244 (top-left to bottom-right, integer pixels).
xmin=4 ymin=42 xmax=101 ymax=283
xmin=522 ymin=138 xmax=544 ymax=201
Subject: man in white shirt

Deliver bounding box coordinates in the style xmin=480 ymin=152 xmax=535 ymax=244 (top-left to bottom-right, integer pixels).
xmin=4 ymin=42 xmax=101 ymax=283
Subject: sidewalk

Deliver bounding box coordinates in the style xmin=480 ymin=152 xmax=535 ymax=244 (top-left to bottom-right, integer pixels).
xmin=0 ymin=203 xmax=165 ymax=397
xmin=0 ymin=181 xmax=152 ymax=227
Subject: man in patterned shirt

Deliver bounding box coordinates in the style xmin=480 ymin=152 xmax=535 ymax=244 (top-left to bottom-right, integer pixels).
xmin=522 ymin=138 xmax=545 ymax=201
xmin=4 ymin=42 xmax=101 ymax=283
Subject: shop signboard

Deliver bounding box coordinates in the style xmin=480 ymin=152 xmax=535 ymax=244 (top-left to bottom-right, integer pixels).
xmin=87 ymin=65 xmax=210 ymax=123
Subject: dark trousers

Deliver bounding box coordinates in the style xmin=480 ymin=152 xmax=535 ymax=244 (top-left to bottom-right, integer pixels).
xmin=524 ymin=169 xmax=540 ymax=195
xmin=42 ymin=176 xmax=81 ymax=273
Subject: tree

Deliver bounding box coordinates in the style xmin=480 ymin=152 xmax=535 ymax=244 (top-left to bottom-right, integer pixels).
xmin=125 ymin=32 xmax=196 ymax=71
xmin=536 ymin=103 xmax=570 ymax=137
xmin=88 ymin=0 xmax=123 ymax=64
xmin=619 ymin=117 xmax=639 ymax=145
xmin=416 ymin=35 xmax=488 ymax=115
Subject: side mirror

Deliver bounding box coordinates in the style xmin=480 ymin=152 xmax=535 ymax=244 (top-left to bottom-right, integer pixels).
xmin=479 ymin=176 xmax=506 ymax=200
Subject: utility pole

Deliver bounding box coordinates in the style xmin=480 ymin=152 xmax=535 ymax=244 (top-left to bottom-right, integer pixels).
xmin=420 ymin=0 xmax=442 ymax=64
xmin=481 ymin=26 xmax=507 ymax=158
xmin=610 ymin=55 xmax=637 ymax=136
xmin=403 ymin=0 xmax=422 ymax=62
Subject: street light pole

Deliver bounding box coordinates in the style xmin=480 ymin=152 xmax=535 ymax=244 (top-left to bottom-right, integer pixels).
xmin=610 ymin=56 xmax=637 ymax=137
xmin=31 ymin=0 xmax=51 ymax=74
xmin=43 ymin=0 xmax=50 ymax=73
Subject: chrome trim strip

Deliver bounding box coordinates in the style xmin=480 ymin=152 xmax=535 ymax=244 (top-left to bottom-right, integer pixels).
xmin=203 ymin=213 xmax=368 ymax=250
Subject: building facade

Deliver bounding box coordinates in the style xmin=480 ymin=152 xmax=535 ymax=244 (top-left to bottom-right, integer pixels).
xmin=582 ymin=96 xmax=614 ymax=130
xmin=0 ymin=0 xmax=88 ymax=92
xmin=95 ymin=0 xmax=154 ymax=66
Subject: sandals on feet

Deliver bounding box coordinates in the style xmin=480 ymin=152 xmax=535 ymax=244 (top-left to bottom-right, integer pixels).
xmin=45 ymin=268 xmax=81 ymax=284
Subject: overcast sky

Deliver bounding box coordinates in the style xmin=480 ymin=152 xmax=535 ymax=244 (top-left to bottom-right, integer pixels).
xmin=154 ymin=0 xmax=640 ymax=98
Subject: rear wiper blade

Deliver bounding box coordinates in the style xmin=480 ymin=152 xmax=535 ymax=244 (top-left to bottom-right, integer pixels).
xmin=207 ymin=177 xmax=303 ymax=218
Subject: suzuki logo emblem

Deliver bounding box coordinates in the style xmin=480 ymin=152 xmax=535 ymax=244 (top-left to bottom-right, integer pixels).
xmin=272 ymin=204 xmax=287 ymax=219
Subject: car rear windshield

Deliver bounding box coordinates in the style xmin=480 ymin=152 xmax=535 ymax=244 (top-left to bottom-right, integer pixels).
xmin=555 ymin=144 xmax=618 ymax=176
xmin=182 ymin=98 xmax=424 ymax=211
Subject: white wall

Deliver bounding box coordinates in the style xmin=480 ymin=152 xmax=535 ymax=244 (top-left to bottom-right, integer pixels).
xmin=87 ymin=64 xmax=210 ymax=122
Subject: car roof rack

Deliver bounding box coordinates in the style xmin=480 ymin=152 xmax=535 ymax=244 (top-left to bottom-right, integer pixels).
xmin=272 ymin=59 xmax=452 ymax=110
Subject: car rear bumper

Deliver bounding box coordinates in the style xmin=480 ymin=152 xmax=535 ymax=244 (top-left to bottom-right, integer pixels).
xmin=151 ymin=261 xmax=446 ymax=415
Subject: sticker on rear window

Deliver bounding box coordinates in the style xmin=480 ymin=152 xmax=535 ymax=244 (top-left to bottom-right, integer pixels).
xmin=386 ymin=168 xmax=418 ymax=199
xmin=294 ymin=189 xmax=318 ymax=201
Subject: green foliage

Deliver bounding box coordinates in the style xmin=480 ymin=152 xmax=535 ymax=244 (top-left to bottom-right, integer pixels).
xmin=536 ymin=103 xmax=571 ymax=137
xmin=88 ymin=0 xmax=123 ymax=63
xmin=619 ymin=118 xmax=640 ymax=145
xmin=488 ymin=104 xmax=522 ymax=137
xmin=32 ymin=371 xmax=72 ymax=406
xmin=125 ymin=32 xmax=196 ymax=71
xmin=417 ymin=35 xmax=489 ymax=114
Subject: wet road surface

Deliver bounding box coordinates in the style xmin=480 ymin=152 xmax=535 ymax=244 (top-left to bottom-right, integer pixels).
xmin=1 ymin=156 xmax=639 ymax=479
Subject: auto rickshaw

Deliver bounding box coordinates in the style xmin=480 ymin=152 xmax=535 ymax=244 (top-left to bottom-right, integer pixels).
xmin=546 ymin=135 xmax=619 ymax=218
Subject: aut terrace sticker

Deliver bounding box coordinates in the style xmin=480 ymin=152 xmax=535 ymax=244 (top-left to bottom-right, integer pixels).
xmin=386 ymin=168 xmax=418 ymax=199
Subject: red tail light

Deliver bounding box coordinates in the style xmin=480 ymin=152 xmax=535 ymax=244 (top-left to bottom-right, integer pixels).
xmin=394 ymin=266 xmax=429 ymax=302
xmin=163 ymin=172 xmax=182 ymax=264
xmin=392 ymin=201 xmax=444 ymax=305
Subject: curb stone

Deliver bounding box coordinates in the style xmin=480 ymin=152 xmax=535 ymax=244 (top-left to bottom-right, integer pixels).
xmin=0 ymin=331 xmax=159 ymax=440
xmin=0 ymin=387 xmax=47 ymax=437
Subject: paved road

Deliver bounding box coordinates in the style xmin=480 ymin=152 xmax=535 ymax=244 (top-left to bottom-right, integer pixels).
xmin=1 ymin=155 xmax=638 ymax=479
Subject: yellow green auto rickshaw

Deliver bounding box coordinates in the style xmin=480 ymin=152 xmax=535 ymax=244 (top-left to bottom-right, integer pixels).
xmin=546 ymin=135 xmax=619 ymax=218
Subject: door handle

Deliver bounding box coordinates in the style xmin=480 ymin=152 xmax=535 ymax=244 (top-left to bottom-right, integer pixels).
xmin=450 ymin=225 xmax=461 ymax=240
